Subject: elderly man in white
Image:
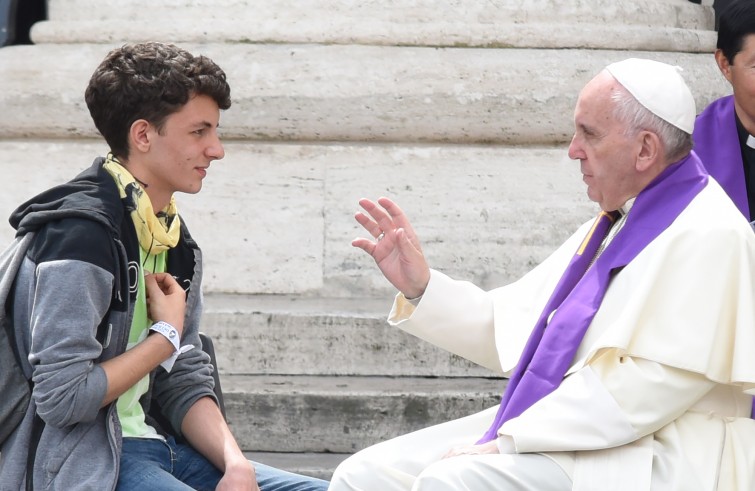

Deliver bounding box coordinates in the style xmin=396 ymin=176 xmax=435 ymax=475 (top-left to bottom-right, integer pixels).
xmin=329 ymin=59 xmax=755 ymax=491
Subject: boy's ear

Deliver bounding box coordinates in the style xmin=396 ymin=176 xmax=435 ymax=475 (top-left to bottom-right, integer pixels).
xmin=129 ymin=119 xmax=152 ymax=153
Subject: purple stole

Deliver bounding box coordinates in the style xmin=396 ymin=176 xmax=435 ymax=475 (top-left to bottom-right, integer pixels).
xmin=693 ymin=95 xmax=749 ymax=218
xmin=693 ymin=96 xmax=755 ymax=418
xmin=478 ymin=153 xmax=708 ymax=444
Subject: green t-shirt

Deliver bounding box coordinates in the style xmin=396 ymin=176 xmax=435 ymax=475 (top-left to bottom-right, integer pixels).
xmin=116 ymin=249 xmax=167 ymax=438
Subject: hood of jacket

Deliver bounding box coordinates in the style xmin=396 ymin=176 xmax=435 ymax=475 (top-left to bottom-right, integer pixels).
xmin=9 ymin=157 xmax=122 ymax=238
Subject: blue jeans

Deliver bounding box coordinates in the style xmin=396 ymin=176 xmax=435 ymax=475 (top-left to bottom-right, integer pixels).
xmin=117 ymin=437 xmax=329 ymax=491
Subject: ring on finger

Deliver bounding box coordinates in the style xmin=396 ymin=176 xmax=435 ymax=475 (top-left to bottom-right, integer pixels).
xmin=377 ymin=231 xmax=385 ymax=241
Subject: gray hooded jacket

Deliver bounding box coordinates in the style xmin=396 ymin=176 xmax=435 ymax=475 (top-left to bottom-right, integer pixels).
xmin=0 ymin=158 xmax=217 ymax=490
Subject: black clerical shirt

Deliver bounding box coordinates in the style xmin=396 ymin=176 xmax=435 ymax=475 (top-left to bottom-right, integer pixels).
xmin=735 ymin=113 xmax=755 ymax=220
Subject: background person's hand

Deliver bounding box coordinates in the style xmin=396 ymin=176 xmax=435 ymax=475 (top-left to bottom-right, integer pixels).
xmin=351 ymin=197 xmax=430 ymax=299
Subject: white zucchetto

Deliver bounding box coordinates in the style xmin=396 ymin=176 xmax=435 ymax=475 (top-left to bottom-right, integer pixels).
xmin=605 ymin=58 xmax=696 ymax=135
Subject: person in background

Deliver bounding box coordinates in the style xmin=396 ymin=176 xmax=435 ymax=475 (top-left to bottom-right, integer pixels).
xmin=693 ymin=0 xmax=755 ymax=219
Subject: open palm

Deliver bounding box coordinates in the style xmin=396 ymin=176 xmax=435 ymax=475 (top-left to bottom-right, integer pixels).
xmin=351 ymin=197 xmax=430 ymax=299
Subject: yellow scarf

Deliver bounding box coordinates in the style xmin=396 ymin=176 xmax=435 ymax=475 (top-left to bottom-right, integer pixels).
xmin=103 ymin=153 xmax=181 ymax=254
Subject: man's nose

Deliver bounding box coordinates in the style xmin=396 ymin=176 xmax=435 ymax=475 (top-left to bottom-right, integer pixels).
xmin=567 ymin=134 xmax=582 ymax=160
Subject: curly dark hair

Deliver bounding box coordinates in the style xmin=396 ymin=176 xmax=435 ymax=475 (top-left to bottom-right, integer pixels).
xmin=84 ymin=42 xmax=232 ymax=159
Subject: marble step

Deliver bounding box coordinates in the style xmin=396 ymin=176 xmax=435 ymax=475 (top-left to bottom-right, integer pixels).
xmin=34 ymin=0 xmax=715 ymax=52
xmin=0 ymin=139 xmax=596 ymax=296
xmin=45 ymin=0 xmax=712 ymax=29
xmin=0 ymin=43 xmax=729 ymax=145
xmin=200 ymin=293 xmax=498 ymax=377
xmin=221 ymin=374 xmax=504 ymax=453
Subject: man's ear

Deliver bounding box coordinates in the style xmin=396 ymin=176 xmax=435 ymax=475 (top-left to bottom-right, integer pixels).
xmin=715 ymin=49 xmax=733 ymax=83
xmin=636 ymin=131 xmax=661 ymax=173
xmin=129 ymin=119 xmax=152 ymax=154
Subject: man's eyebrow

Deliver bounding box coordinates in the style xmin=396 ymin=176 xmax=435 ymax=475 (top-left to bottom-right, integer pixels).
xmin=577 ymin=122 xmax=599 ymax=135
xmin=193 ymin=121 xmax=218 ymax=129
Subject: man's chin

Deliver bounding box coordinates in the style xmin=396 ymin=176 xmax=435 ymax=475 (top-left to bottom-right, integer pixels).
xmin=585 ymin=189 xmax=600 ymax=206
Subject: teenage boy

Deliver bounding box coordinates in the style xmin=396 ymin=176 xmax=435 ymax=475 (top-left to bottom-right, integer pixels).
xmin=0 ymin=42 xmax=328 ymax=491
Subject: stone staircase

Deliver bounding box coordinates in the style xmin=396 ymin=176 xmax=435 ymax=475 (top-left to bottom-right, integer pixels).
xmin=0 ymin=0 xmax=731 ymax=481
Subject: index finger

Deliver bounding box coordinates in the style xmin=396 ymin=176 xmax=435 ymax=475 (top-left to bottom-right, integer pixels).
xmin=358 ymin=198 xmax=396 ymax=234
xmin=143 ymin=273 xmax=163 ymax=296
xmin=150 ymin=273 xmax=182 ymax=294
xmin=376 ymin=197 xmax=415 ymax=233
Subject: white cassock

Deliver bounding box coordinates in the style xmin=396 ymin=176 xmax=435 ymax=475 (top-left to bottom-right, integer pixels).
xmin=329 ymin=178 xmax=755 ymax=491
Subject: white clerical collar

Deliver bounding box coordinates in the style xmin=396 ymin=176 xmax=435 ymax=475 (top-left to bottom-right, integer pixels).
xmin=747 ymin=134 xmax=755 ymax=149
xmin=619 ymin=197 xmax=636 ymax=217
xmin=599 ymin=197 xmax=634 ymax=252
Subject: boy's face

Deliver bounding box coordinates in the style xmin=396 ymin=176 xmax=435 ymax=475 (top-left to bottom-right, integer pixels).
xmin=137 ymin=94 xmax=224 ymax=209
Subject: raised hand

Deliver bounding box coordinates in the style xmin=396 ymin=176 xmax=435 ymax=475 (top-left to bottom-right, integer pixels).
xmin=351 ymin=197 xmax=430 ymax=299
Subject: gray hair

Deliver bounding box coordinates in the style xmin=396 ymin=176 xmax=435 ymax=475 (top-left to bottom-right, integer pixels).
xmin=609 ymin=84 xmax=693 ymax=162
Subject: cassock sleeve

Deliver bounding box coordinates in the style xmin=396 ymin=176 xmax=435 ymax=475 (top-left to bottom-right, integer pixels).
xmin=497 ymin=349 xmax=717 ymax=453
xmin=388 ymin=269 xmax=502 ymax=372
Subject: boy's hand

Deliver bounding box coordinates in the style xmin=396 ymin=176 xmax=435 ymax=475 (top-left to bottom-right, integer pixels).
xmin=145 ymin=272 xmax=186 ymax=336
